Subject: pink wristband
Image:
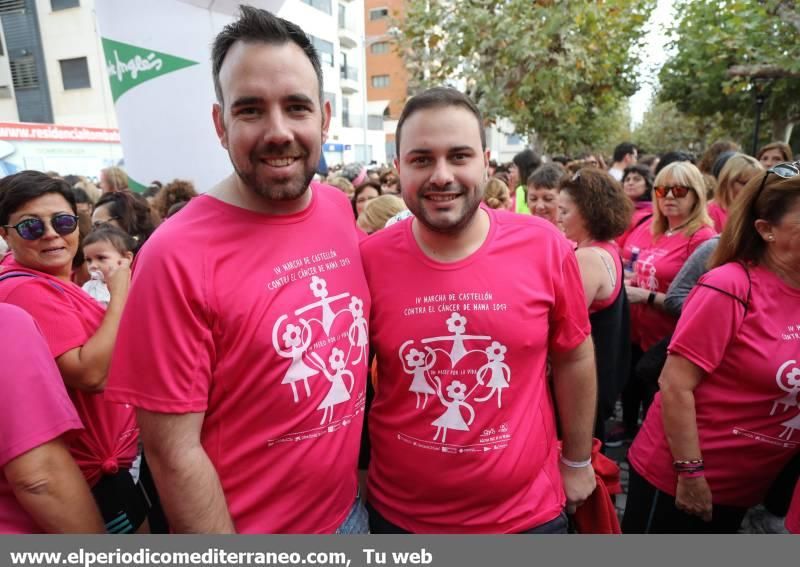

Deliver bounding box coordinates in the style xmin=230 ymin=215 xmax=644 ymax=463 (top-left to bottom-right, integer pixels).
xmin=678 ymin=470 xmax=705 ymax=479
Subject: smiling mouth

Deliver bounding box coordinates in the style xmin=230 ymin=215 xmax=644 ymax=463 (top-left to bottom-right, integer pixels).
xmin=41 ymin=247 xmax=65 ymax=254
xmin=261 ymin=156 xmax=300 ymax=167
xmin=425 ymin=193 xmax=459 ymax=202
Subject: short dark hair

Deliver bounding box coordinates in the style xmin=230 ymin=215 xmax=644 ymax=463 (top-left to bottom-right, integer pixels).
xmin=527 ymin=163 xmax=566 ymax=189
xmin=613 ymin=142 xmax=637 ymax=163
xmin=396 ymin=87 xmax=485 ymax=155
xmin=622 ymin=164 xmax=654 ymax=202
xmin=559 ymin=168 xmax=633 ymax=241
xmin=513 ymin=149 xmax=542 ymax=186
xmin=83 ymin=225 xmax=137 ymax=256
xmin=655 ymin=150 xmax=694 ymax=176
xmin=71 ymin=187 xmax=91 ymax=205
xmin=211 ymin=5 xmax=323 ymax=106
xmin=351 ymin=180 xmax=382 ymax=218
xmin=0 ymin=170 xmax=76 ymax=226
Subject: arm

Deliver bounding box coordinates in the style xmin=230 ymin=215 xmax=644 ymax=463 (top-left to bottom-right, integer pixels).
xmin=56 ymin=263 xmax=131 ymax=392
xmin=5 ymin=438 xmax=105 ymax=533
xmin=625 ymin=285 xmax=668 ymax=309
xmin=658 ymin=354 xmax=712 ymax=521
xmin=550 ymin=336 xmax=597 ymax=510
xmin=137 ymin=409 xmax=235 ymax=533
xmin=664 ymin=238 xmax=719 ymax=316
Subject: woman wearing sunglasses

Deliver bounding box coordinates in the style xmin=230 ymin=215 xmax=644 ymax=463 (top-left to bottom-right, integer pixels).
xmin=0 ymin=171 xmax=147 ymax=533
xmin=615 ymin=163 xmax=716 ymax=433
xmin=624 ymin=162 xmax=800 ymax=533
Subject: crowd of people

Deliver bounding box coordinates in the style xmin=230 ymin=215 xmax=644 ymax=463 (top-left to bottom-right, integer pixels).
xmin=1 ymin=6 xmax=799 ymax=536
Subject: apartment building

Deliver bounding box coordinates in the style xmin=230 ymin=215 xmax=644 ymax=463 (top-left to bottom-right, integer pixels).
xmin=0 ymin=0 xmax=385 ymax=182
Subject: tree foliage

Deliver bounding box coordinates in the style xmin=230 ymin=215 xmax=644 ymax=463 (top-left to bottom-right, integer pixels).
xmin=659 ymin=0 xmax=800 ymax=144
xmin=396 ymin=0 xmax=654 ymax=155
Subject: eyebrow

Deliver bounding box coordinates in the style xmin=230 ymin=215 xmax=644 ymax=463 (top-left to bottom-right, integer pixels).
xmin=406 ymin=145 xmax=476 ymax=155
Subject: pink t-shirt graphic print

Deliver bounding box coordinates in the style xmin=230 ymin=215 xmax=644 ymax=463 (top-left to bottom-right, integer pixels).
xmin=107 ymin=185 xmax=370 ymax=534
xmin=361 ymin=208 xmax=590 ymax=533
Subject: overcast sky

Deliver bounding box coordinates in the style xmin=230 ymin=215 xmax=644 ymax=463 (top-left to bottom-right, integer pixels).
xmin=629 ymin=0 xmax=675 ymax=127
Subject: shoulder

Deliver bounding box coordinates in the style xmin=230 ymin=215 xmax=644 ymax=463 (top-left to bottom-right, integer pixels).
xmin=360 ymin=218 xmax=407 ymax=259
xmin=313 ymin=182 xmax=355 ymax=218
xmin=696 ymin=262 xmax=751 ymax=299
xmin=0 ymin=302 xmax=38 ymax=332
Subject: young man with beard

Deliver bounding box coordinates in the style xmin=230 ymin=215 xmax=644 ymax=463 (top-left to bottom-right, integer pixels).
xmin=360 ymin=87 xmax=597 ymax=533
xmin=105 ymin=7 xmax=370 ymax=533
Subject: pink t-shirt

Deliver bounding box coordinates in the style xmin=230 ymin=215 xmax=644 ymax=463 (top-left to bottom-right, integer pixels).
xmin=707 ymin=202 xmax=727 ymax=233
xmin=616 ymin=202 xmax=652 ymax=247
xmin=620 ymin=218 xmax=716 ymax=350
xmin=629 ymin=263 xmax=800 ymax=507
xmin=361 ymin=208 xmax=591 ymax=533
xmin=787 ymin=480 xmax=800 ymax=534
xmin=587 ymin=241 xmax=623 ymax=314
xmin=105 ymin=186 xmax=370 ymax=534
xmin=0 ymin=304 xmax=83 ymax=534
xmin=0 ymin=261 xmax=138 ymax=486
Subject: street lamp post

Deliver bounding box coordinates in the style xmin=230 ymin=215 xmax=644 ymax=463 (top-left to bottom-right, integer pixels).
xmin=751 ymin=77 xmax=773 ymax=155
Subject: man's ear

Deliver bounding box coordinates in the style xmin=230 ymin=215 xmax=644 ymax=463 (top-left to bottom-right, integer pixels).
xmin=321 ymin=99 xmax=332 ymax=143
xmin=212 ymin=103 xmax=228 ymax=150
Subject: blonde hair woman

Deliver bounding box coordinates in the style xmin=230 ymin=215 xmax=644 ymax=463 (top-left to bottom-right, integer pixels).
xmin=357 ymin=194 xmax=407 ymax=234
xmin=482 ymin=178 xmax=511 ymax=210
xmin=707 ymin=154 xmax=763 ymax=232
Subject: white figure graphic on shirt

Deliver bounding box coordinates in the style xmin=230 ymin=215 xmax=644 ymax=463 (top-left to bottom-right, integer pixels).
xmin=310 ymin=349 xmax=354 ymax=425
xmin=295 ymin=276 xmax=350 ymax=335
xmin=272 ymin=316 xmax=318 ymax=402
xmin=771 ymin=361 xmax=800 ymax=415
xmin=422 ymin=312 xmax=490 ymax=365
xmin=431 ymin=378 xmax=475 ymax=443
xmin=399 ymin=341 xmax=436 ymax=409
xmin=646 ymin=265 xmax=659 ymax=291
xmin=475 ymin=341 xmax=511 ymax=407
xmin=347 ymin=296 xmax=368 ymax=364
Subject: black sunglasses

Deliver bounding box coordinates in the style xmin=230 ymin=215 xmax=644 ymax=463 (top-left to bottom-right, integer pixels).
xmin=3 ymin=213 xmax=79 ymax=241
xmin=756 ymin=161 xmax=800 ymax=199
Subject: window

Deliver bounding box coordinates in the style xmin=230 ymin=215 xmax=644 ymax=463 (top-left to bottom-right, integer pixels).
xmin=369 ymin=8 xmax=389 ymax=20
xmin=371 ymin=75 xmax=389 ymax=88
xmin=0 ymin=0 xmax=26 ymax=14
xmin=310 ymin=36 xmax=334 ymax=67
xmin=59 ymin=57 xmax=90 ymax=89
xmin=368 ymin=115 xmax=383 ymax=130
xmin=51 ymin=0 xmax=80 ymax=10
xmin=0 ymin=85 xmax=12 ymax=99
xmin=506 ymin=134 xmax=523 ymax=145
xmin=301 ymin=0 xmax=331 ymax=15
xmin=324 ymin=91 xmax=336 ymax=116
xmin=370 ymin=42 xmax=390 ymax=55
xmin=10 ymin=56 xmax=38 ymax=89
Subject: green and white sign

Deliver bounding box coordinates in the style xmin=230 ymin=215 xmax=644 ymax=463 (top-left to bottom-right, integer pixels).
xmin=102 ymin=37 xmax=199 ymax=102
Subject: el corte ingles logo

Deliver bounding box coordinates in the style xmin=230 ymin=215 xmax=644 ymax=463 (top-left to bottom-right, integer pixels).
xmin=101 ymin=38 xmax=199 ymax=102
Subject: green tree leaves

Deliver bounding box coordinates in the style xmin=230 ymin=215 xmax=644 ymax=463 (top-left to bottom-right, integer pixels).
xmin=397 ymin=0 xmax=654 ymax=154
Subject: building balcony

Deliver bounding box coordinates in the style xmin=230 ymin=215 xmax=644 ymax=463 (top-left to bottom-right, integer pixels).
xmin=340 ymin=66 xmax=359 ymax=93
xmin=338 ymin=20 xmax=358 ymax=48
xmin=342 ymin=113 xmax=364 ymax=129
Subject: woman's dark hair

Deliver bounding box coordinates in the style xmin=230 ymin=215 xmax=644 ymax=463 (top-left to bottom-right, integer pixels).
xmin=559 ymin=168 xmax=633 ymax=241
xmin=0 ymin=170 xmax=76 ymax=225
xmin=83 ymin=225 xmax=137 ymax=256
xmin=94 ymin=190 xmax=155 ymax=253
xmin=71 ymin=187 xmax=92 ymax=206
xmin=655 ymin=151 xmax=694 ymax=176
xmin=621 ymin=164 xmax=654 ymax=202
xmin=351 ymin=181 xmax=382 ymax=218
xmin=513 ymin=149 xmax=542 ymax=187
xmin=166 ymin=201 xmax=189 ymax=218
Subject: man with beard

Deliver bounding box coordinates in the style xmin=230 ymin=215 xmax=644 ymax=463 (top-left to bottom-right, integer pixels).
xmin=360 ymin=87 xmax=597 ymax=533
xmin=105 ymin=7 xmax=370 ymax=533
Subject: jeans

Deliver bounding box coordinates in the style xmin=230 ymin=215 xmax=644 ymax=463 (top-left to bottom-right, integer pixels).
xmin=335 ymin=496 xmax=369 ymax=534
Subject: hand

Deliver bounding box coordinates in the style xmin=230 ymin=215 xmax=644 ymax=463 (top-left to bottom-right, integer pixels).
xmin=675 ymin=475 xmax=712 ymax=522
xmin=106 ymin=258 xmax=131 ymax=299
xmin=625 ymin=285 xmax=649 ymax=304
xmin=560 ymin=462 xmax=596 ymax=514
